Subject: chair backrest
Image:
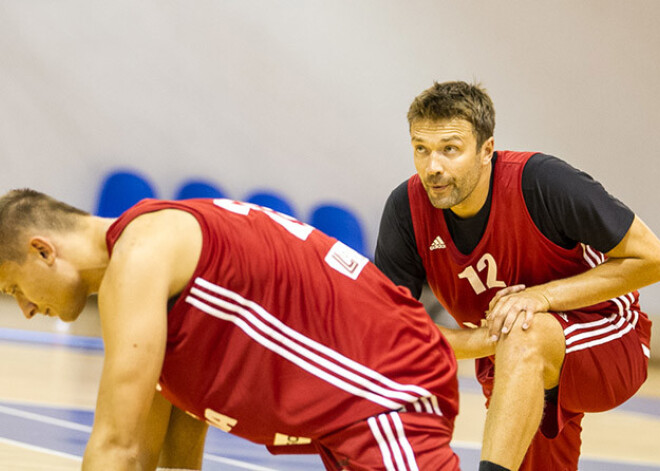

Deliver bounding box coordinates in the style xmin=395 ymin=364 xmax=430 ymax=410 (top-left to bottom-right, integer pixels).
xmin=96 ymin=170 xmax=157 ymax=217
xmin=174 ymin=180 xmax=227 ymax=200
xmin=309 ymin=204 xmax=366 ymax=256
xmin=245 ymin=191 xmax=297 ymax=218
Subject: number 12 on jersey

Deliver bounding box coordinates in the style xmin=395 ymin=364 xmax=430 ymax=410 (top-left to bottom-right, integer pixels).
xmin=457 ymin=253 xmax=507 ymax=295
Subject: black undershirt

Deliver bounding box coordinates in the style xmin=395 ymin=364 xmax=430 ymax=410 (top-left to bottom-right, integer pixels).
xmin=374 ymin=152 xmax=635 ymax=299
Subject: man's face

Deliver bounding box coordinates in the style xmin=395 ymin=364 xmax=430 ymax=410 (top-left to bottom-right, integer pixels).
xmin=411 ymin=118 xmax=493 ymax=216
xmin=0 ymin=251 xmax=87 ymax=323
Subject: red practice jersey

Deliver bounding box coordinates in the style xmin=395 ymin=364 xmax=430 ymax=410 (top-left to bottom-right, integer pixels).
xmin=408 ymin=151 xmax=651 ymax=381
xmin=106 ymin=198 xmax=458 ymax=451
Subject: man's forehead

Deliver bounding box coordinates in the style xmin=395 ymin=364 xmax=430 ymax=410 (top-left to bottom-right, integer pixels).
xmin=410 ymin=118 xmax=475 ymax=141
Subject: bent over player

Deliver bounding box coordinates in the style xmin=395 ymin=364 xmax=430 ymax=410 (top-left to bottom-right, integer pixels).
xmin=375 ymin=81 xmax=660 ymax=471
xmin=0 ymin=189 xmax=460 ymax=471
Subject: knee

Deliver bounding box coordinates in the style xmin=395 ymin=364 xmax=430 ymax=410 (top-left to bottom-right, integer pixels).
xmin=495 ymin=323 xmax=545 ymax=368
xmin=494 ymin=315 xmax=565 ymax=387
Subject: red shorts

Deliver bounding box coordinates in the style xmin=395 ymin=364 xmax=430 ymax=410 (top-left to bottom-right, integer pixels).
xmin=520 ymin=310 xmax=650 ymax=471
xmin=315 ymin=409 xmax=460 ymax=471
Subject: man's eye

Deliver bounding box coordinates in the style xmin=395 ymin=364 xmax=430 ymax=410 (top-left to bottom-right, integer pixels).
xmin=415 ymin=146 xmax=427 ymax=153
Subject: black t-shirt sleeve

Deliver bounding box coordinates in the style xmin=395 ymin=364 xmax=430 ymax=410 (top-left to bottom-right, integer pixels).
xmin=522 ymin=154 xmax=635 ymax=253
xmin=374 ymin=180 xmax=427 ymax=299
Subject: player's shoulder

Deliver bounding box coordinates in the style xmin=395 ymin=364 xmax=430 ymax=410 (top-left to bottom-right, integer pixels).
xmin=521 ymin=153 xmax=590 ymax=190
xmin=105 ymin=207 xmax=203 ymax=296
xmin=112 ymin=208 xmax=202 ymax=261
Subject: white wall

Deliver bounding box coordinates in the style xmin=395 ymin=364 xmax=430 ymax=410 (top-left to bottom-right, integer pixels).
xmin=1 ymin=0 xmax=659 ymax=313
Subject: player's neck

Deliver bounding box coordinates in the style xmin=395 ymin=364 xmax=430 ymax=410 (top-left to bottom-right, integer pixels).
xmin=72 ymin=216 xmax=115 ymax=294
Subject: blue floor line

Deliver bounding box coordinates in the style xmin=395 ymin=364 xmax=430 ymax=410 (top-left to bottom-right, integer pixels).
xmin=2 ymin=329 xmax=659 ymax=418
xmin=0 ymin=328 xmax=104 ymax=351
xmin=1 ymin=401 xmax=659 ymax=470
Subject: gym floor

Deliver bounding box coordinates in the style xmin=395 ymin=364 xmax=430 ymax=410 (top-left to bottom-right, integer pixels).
xmin=0 ymin=299 xmax=658 ymax=470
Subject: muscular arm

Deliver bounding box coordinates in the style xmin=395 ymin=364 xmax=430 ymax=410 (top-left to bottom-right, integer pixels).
xmin=540 ymin=215 xmax=660 ymax=310
xmin=436 ymin=322 xmax=495 ymax=360
xmin=486 ymin=155 xmax=660 ymax=338
xmin=82 ymin=210 xmax=202 ymax=470
xmin=488 ymin=215 xmax=660 ymax=338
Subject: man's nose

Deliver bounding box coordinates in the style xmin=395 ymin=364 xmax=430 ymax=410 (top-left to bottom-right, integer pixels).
xmin=17 ymin=298 xmax=38 ymax=319
xmin=427 ymin=151 xmax=445 ymax=174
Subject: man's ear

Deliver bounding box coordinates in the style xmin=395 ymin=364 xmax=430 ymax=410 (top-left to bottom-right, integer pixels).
xmin=481 ymin=136 xmax=495 ymax=164
xmin=28 ymin=237 xmax=56 ymax=265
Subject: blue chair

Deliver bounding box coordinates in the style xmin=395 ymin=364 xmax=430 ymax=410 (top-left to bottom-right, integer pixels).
xmin=96 ymin=170 xmax=157 ymax=217
xmin=309 ymin=204 xmax=366 ymax=255
xmin=174 ymin=180 xmax=227 ymax=200
xmin=245 ymin=191 xmax=297 ymax=218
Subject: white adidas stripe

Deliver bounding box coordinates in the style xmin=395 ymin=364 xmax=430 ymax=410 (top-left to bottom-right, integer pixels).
xmin=568 ymin=245 xmax=646 ymax=355
xmin=563 ymin=316 xmax=613 ymax=336
xmin=379 ymin=414 xmax=408 ymax=471
xmin=418 ymin=396 xmax=443 ymax=416
xmin=185 ymin=295 xmax=403 ymax=410
xmin=580 ymin=246 xmax=641 ymax=326
xmin=194 ymin=278 xmax=432 ymax=398
xmin=368 ymin=412 xmax=418 ymax=471
xmin=611 ymin=293 xmax=637 ymax=325
xmin=390 ymin=412 xmax=419 ymax=471
xmin=581 ymin=244 xmax=599 ymax=268
xmin=368 ymin=416 xmax=397 ymax=471
xmin=566 ymin=322 xmax=634 ymax=354
xmin=188 ymin=288 xmax=417 ymax=405
xmin=642 ymin=344 xmax=651 ymax=358
xmin=587 ymin=245 xmax=605 ymax=265
xmin=186 ymin=277 xmax=437 ymax=411
xmin=565 ymin=316 xmax=626 ymax=347
xmin=430 ymin=395 xmax=442 ymax=415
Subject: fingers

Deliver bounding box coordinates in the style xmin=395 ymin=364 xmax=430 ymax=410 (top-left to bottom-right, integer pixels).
xmin=486 ymin=288 xmax=546 ymax=340
xmin=522 ymin=309 xmax=535 ymax=330
xmin=488 ymin=284 xmax=526 ymax=312
xmin=487 ymin=295 xmax=524 ymax=340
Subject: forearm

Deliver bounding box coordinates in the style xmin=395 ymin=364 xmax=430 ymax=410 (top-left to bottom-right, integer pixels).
xmin=535 ymin=216 xmax=660 ymax=312
xmin=530 ymin=256 xmax=660 ymax=312
xmin=437 ymin=324 xmax=495 ymax=360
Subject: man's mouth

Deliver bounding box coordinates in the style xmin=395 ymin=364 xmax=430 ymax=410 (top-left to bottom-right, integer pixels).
xmin=429 ymin=182 xmax=450 ymax=191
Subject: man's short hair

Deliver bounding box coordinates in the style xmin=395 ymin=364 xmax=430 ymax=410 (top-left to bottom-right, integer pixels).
xmin=407 ymin=81 xmax=495 ymax=149
xmin=0 ymin=189 xmax=88 ymax=265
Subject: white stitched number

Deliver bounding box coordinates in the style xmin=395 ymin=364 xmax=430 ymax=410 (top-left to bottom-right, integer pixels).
xmin=204 ymin=408 xmax=237 ymax=432
xmin=457 ymin=253 xmax=506 ymax=295
xmin=213 ymin=199 xmax=313 ymax=241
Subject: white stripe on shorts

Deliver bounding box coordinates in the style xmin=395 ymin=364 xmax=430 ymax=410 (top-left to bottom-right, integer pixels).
xmin=642 ymin=344 xmax=651 ymax=358
xmin=564 ymin=314 xmax=635 ymax=354
xmin=368 ymin=416 xmax=396 ymax=471
xmin=368 ymin=412 xmax=418 ymax=471
xmin=186 ymin=277 xmax=435 ymax=411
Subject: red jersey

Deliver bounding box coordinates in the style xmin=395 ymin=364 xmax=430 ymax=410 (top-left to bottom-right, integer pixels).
xmin=408 ymin=151 xmax=651 ymax=382
xmin=106 ymin=198 xmax=458 ymax=451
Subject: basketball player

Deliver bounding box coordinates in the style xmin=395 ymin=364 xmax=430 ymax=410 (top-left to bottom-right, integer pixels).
xmin=375 ymin=81 xmax=660 ymax=471
xmin=0 ymin=190 xmax=460 ymax=470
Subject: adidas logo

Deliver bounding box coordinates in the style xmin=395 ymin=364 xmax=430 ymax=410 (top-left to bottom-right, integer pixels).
xmin=429 ymin=236 xmax=446 ymax=250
